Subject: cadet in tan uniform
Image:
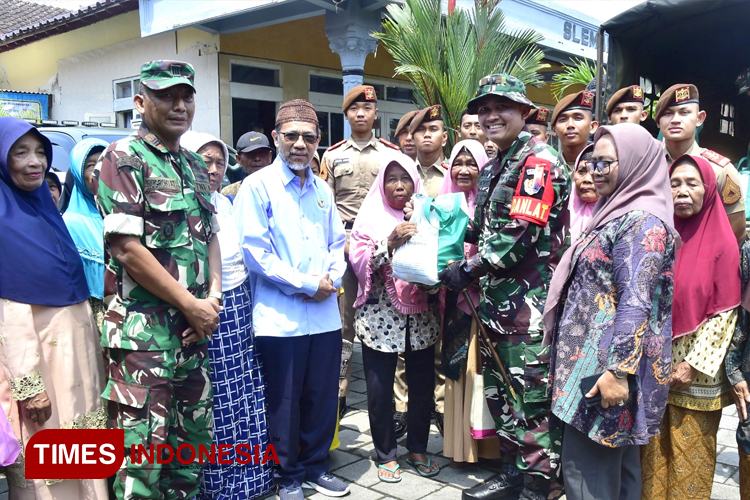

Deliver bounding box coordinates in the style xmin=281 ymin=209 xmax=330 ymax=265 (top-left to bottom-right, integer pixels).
xmin=320 ymin=85 xmax=400 ymax=417
xmin=525 ymin=107 xmax=550 ymax=144
xmin=410 ymin=104 xmax=448 ymax=197
xmin=394 ymin=110 xmax=419 ymax=161
xmin=606 ymin=85 xmax=648 ymax=125
xmin=656 ymin=83 xmax=747 ymax=243
xmin=552 ymin=90 xmax=598 ymax=170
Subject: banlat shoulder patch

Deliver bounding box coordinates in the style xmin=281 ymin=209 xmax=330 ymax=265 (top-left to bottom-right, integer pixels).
xmin=509 ymin=157 xmax=554 ymax=226
xmin=378 ymin=137 xmax=400 ymax=150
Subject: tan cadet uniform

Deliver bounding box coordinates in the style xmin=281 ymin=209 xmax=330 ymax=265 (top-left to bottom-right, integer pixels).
xmin=418 ymin=159 xmax=449 ymax=198
xmin=655 ymin=83 xmax=745 ymax=217
xmin=323 ymin=134 xmax=400 ymax=398
xmin=665 ymin=141 xmax=745 ymax=215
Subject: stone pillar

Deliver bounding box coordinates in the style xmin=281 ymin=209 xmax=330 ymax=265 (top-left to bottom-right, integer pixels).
xmin=325 ymin=0 xmax=380 ymax=137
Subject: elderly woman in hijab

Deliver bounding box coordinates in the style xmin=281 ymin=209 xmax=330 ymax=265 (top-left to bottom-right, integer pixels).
xmin=0 ymin=116 xmax=107 ymax=498
xmin=639 ymin=155 xmax=741 ymax=499
xmin=62 ymin=138 xmax=109 ymax=332
xmin=350 ymin=152 xmax=441 ymax=483
xmin=181 ymin=131 xmax=273 ymax=500
xmin=543 ymin=123 xmax=677 ymax=500
xmin=568 ymin=143 xmax=598 ymax=242
xmin=436 ymin=140 xmax=500 ymax=467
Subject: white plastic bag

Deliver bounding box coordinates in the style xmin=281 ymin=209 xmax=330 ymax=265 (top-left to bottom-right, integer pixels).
xmin=391 ymin=194 xmax=440 ymax=285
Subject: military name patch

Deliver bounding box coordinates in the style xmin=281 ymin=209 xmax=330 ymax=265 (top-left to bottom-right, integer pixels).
xmin=509 ymin=157 xmax=554 ymax=226
xmin=117 ymin=155 xmax=143 ymax=171
xmin=144 ymin=177 xmax=180 ymax=192
xmin=195 ymin=181 xmax=211 ymax=193
xmin=333 ymin=158 xmax=350 ymax=166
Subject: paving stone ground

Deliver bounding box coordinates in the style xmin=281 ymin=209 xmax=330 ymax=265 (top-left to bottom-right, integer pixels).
xmin=270 ymin=339 xmax=743 ymax=499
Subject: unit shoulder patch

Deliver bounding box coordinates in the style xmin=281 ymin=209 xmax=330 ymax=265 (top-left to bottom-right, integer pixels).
xmin=509 ymin=157 xmax=554 ymax=226
xmin=116 ymin=155 xmax=143 ymax=171
xmin=378 ymin=137 xmax=400 ymax=150
xmin=721 ymin=175 xmax=742 ymax=205
xmin=701 ymin=149 xmax=731 ymax=167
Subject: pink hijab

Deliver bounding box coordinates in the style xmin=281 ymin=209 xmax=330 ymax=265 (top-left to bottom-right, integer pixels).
xmin=350 ymin=151 xmax=428 ymax=314
xmin=568 ymin=143 xmax=598 ymax=243
xmin=438 ymin=140 xmax=489 ymax=314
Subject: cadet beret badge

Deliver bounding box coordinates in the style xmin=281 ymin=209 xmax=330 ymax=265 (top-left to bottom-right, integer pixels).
xmin=537 ymin=107 xmax=549 ymax=121
xmin=581 ymin=91 xmax=594 ymax=107
xmin=632 ymin=86 xmax=643 ymax=99
xmin=429 ymin=106 xmax=440 ymax=119
xmin=675 ymin=87 xmax=691 ymax=103
xmin=364 ymin=87 xmax=376 ymax=100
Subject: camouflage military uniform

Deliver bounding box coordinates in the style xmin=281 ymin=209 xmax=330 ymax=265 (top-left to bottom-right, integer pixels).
xmin=466 ymin=129 xmax=570 ymax=480
xmin=95 ymin=122 xmax=215 ymax=500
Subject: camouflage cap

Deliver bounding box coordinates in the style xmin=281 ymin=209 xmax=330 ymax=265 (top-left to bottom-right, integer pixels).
xmin=466 ymin=74 xmax=536 ymax=113
xmin=736 ymin=68 xmax=750 ymax=95
xmin=140 ymin=60 xmax=196 ymax=92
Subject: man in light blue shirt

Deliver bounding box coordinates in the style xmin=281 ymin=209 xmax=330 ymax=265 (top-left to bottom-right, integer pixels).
xmin=234 ymin=99 xmax=349 ymax=500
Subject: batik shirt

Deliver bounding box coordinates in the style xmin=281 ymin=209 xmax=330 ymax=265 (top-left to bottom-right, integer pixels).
xmin=95 ymin=123 xmax=216 ymax=351
xmin=466 ymin=130 xmax=570 ymax=339
xmin=550 ymin=212 xmax=675 ymax=447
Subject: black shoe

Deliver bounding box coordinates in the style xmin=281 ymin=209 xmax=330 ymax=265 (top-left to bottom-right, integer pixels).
xmin=393 ymin=411 xmax=407 ymax=439
xmin=338 ymin=397 xmax=347 ymax=420
xmin=434 ymin=411 xmax=444 ymax=436
xmin=461 ymin=464 xmax=523 ymax=500
xmin=517 ymin=475 xmax=552 ymax=500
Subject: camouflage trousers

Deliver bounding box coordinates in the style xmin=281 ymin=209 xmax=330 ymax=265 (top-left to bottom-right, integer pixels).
xmin=105 ymin=343 xmax=213 ymax=500
xmin=481 ymin=332 xmax=561 ymax=480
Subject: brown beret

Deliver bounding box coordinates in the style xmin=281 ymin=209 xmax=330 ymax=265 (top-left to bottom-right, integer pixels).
xmin=526 ymin=107 xmax=550 ymax=126
xmin=394 ymin=110 xmax=419 ymax=138
xmin=408 ymin=105 xmax=443 ymax=135
xmin=654 ymin=83 xmax=700 ymax=122
xmin=276 ymin=99 xmax=319 ymax=127
xmin=551 ymin=90 xmax=595 ymax=125
xmin=606 ymin=85 xmax=644 ymax=117
xmin=342 ymin=85 xmax=377 ymax=113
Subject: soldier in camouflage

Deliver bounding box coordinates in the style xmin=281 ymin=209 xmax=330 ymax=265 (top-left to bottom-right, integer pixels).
xmin=440 ymin=74 xmax=569 ymax=500
xmin=94 ymin=60 xmax=223 ymax=500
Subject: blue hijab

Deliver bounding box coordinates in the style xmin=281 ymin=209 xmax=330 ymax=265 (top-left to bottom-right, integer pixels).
xmin=0 ymin=116 xmax=89 ymax=306
xmin=63 ymin=138 xmax=108 ymax=300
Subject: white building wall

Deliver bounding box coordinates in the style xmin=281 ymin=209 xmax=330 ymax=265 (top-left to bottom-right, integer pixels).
xmin=54 ymin=31 xmax=220 ymax=136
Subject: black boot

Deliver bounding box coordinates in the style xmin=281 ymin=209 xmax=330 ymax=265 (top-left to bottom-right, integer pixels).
xmin=517 ymin=474 xmax=551 ymax=500
xmin=461 ymin=463 xmax=523 ymax=500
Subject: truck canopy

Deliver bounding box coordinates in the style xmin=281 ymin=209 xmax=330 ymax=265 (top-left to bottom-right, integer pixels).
xmin=601 ymin=0 xmax=750 ymax=160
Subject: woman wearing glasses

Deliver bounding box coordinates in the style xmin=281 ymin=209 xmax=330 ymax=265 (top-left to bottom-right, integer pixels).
xmin=542 ymin=123 xmax=677 ymax=500
xmin=640 ymin=155 xmax=741 ymax=499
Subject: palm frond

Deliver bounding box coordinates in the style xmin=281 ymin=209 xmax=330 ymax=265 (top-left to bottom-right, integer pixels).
xmin=550 ymin=57 xmax=597 ymax=100
xmin=372 ymin=0 xmax=547 ymax=149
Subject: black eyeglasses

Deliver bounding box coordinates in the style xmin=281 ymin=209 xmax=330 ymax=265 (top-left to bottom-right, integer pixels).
xmin=586 ymin=159 xmax=618 ymax=175
xmin=279 ymin=131 xmax=318 ymax=145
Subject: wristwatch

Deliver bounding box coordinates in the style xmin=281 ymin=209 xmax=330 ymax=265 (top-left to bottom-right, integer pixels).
xmin=208 ymin=291 xmax=224 ymax=302
xmin=609 ymin=368 xmax=629 ymax=379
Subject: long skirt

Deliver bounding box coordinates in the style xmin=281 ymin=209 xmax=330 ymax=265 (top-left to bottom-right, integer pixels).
xmin=640 ymin=404 xmax=722 ymax=500
xmin=198 ymin=281 xmax=273 ymax=500
xmin=0 ymin=299 xmax=107 ymax=499
xmin=443 ymin=319 xmax=500 ymax=463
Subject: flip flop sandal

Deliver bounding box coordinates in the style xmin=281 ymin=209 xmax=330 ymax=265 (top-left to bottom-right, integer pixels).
xmin=406 ymin=456 xmax=440 ymax=478
xmin=377 ymin=463 xmax=402 ymax=483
